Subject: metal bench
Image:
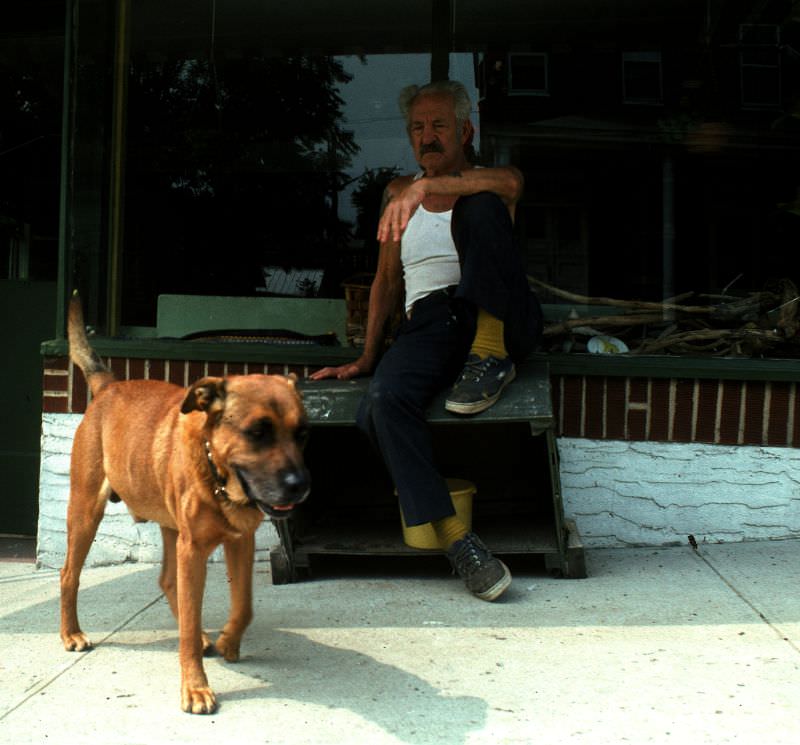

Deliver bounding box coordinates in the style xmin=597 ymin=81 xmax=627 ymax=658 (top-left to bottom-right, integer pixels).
xmin=269 ymin=359 xmax=586 ymax=583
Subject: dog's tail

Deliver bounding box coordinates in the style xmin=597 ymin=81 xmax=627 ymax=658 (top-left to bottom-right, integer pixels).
xmin=68 ymin=291 xmax=115 ymax=397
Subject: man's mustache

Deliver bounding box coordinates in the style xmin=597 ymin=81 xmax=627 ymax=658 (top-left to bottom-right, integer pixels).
xmin=419 ymin=142 xmax=445 ymax=156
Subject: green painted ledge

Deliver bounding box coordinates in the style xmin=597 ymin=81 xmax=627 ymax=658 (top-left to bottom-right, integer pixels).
xmin=39 ymin=337 xmax=361 ymax=366
xmin=41 ymin=296 xmax=800 ymax=380
xmin=40 ymin=337 xmax=800 ymax=382
xmin=540 ymin=352 xmax=800 ymax=382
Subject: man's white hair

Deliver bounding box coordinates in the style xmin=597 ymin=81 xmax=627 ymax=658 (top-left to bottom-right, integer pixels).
xmin=398 ymin=80 xmax=473 ymax=130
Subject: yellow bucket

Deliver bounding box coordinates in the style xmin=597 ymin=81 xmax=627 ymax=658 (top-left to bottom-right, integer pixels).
xmin=400 ymin=478 xmax=475 ymax=550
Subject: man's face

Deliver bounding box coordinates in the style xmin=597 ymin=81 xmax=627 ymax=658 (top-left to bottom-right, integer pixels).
xmin=407 ymin=92 xmax=469 ymax=174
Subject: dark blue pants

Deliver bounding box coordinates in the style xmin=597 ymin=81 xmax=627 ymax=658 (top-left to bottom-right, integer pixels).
xmin=356 ymin=192 xmax=542 ymax=526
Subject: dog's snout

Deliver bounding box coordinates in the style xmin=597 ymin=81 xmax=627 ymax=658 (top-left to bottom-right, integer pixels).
xmin=282 ymin=467 xmax=310 ymax=501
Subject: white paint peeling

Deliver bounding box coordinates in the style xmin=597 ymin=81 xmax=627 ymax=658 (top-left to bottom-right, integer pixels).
xmin=37 ymin=414 xmax=800 ymax=567
xmin=37 ymin=413 xmax=278 ymax=569
xmin=559 ymin=437 xmax=800 ymax=547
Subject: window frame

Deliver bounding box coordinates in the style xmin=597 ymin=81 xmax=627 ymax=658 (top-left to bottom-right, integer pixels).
xmin=738 ymin=23 xmax=781 ymax=110
xmin=621 ymin=50 xmax=663 ymax=106
xmin=506 ymin=52 xmax=550 ymax=97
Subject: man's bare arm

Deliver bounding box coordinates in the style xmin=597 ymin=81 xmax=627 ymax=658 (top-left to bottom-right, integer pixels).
xmin=377 ymin=166 xmax=523 ymax=243
xmin=416 ymin=165 xmax=523 ymax=204
xmin=310 ymin=189 xmax=404 ymax=381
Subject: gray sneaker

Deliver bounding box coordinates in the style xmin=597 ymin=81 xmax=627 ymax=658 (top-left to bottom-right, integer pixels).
xmin=445 ymin=354 xmax=516 ymax=415
xmin=446 ymin=532 xmax=511 ymax=601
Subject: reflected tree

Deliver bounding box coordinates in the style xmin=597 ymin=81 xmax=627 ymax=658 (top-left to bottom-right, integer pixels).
xmin=0 ymin=41 xmax=62 ymax=279
xmin=124 ymin=53 xmax=358 ymax=324
xmin=350 ymin=166 xmax=401 ymax=268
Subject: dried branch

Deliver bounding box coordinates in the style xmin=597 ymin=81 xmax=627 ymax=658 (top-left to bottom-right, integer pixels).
xmin=633 ymin=327 xmax=782 ymax=355
xmin=529 ymin=276 xmax=713 ymax=315
xmin=543 ymin=313 xmax=666 ymax=337
xmin=534 ymin=276 xmax=800 ymax=358
xmin=709 ymin=294 xmax=772 ymax=322
xmin=773 ymin=279 xmax=799 ymax=339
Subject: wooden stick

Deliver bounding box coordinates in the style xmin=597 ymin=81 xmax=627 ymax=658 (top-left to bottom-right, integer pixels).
xmin=633 ymin=327 xmax=781 ymax=354
xmin=543 ymin=313 xmax=666 ymax=337
xmin=529 ymin=277 xmax=713 ymax=315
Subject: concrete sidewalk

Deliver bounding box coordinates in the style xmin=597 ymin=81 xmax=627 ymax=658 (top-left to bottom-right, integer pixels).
xmin=0 ymin=540 xmax=798 ymax=745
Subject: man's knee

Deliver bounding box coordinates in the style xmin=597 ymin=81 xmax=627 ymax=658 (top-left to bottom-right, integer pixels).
xmin=451 ymin=192 xmax=513 ymax=259
xmin=356 ymin=380 xmax=396 ymax=434
xmin=453 ymin=191 xmax=509 ymax=229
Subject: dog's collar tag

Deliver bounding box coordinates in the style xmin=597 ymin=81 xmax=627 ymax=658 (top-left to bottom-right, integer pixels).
xmin=204 ymin=439 xmax=230 ymax=501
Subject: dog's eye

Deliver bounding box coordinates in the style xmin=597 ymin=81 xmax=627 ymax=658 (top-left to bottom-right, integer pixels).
xmin=295 ymin=423 xmax=310 ymax=447
xmin=246 ymin=419 xmax=275 ymax=444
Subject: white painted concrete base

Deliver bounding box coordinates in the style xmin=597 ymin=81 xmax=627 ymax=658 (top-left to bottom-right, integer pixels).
xmin=36 ymin=414 xmax=278 ymax=570
xmin=37 ymin=415 xmax=800 ymax=568
xmin=559 ymin=438 xmax=800 ymax=547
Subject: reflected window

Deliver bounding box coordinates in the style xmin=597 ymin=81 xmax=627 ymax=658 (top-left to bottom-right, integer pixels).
xmin=507 ymin=53 xmax=549 ymax=96
xmin=622 ymin=51 xmax=662 ymax=105
xmin=739 ymin=24 xmax=781 ymax=109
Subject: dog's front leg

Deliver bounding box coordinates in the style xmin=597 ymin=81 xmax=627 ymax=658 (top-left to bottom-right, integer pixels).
xmin=176 ymin=534 xmax=216 ymax=714
xmin=161 ymin=526 xmax=215 ymax=655
xmin=216 ymin=532 xmax=256 ymax=662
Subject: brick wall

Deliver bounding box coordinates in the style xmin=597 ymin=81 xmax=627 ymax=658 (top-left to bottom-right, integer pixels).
xmin=44 ymin=357 xmax=799 ymax=449
xmin=553 ymin=375 xmax=798 ymax=447
xmin=42 ymin=356 xmax=313 ymax=415
xmin=38 ymin=355 xmax=800 ymax=557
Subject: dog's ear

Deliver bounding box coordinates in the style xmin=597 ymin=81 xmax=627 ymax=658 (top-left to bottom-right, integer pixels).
xmin=285 ymin=372 xmax=303 ymax=398
xmin=181 ymin=377 xmax=226 ymax=414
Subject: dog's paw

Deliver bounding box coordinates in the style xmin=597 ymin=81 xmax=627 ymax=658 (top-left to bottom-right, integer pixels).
xmin=181 ymin=684 xmax=217 ymax=715
xmin=62 ymin=631 xmax=93 ymax=652
xmin=201 ymin=632 xmax=216 ymax=657
xmin=214 ymin=632 xmax=241 ymax=663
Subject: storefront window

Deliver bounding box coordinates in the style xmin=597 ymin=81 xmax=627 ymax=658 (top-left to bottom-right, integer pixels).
xmin=0 ymin=6 xmax=63 ymax=282
xmin=121 ymin=0 xmax=442 ymax=327
xmin=75 ymin=1 xmax=800 ymax=342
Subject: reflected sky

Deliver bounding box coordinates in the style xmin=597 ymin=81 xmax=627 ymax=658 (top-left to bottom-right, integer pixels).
xmin=336 ymin=53 xmax=480 ymax=222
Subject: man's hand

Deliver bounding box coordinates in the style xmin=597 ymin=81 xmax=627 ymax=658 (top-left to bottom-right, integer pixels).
xmin=377 ymin=179 xmax=426 ymax=243
xmin=378 ymin=168 xmax=523 ymax=244
xmin=309 ymin=357 xmax=373 ymax=381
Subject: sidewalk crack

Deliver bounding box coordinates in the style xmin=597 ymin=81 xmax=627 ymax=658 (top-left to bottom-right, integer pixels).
xmin=0 ymin=593 xmax=164 ymax=722
xmin=690 ymin=546 xmax=800 ymax=656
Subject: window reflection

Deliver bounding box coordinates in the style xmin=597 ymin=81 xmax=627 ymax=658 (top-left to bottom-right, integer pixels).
xmin=0 ymin=30 xmax=62 ymax=282
xmin=118 ymin=2 xmax=800 ymax=337
xmin=122 ymin=49 xmax=479 ymax=327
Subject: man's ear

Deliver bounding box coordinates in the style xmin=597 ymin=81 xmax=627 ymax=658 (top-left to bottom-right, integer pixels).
xmin=462 ymin=119 xmax=475 ymax=147
xmin=181 ymin=377 xmax=226 ymax=414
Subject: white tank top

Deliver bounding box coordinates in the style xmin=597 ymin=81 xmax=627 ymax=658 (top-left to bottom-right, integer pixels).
xmin=401 ymin=204 xmax=461 ymax=313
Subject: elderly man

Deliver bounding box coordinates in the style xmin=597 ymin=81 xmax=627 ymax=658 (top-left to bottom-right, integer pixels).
xmin=311 ymin=80 xmax=542 ymax=601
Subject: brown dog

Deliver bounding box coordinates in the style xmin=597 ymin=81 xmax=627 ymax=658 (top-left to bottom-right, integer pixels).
xmin=60 ymin=293 xmax=310 ymax=714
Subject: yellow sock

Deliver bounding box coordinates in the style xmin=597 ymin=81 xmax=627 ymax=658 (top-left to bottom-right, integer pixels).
xmin=432 ymin=515 xmax=469 ymax=550
xmin=470 ymin=308 xmax=507 ymax=360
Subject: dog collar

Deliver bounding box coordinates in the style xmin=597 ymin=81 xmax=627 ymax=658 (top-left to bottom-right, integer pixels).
xmin=204 ymin=440 xmax=230 ymax=501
